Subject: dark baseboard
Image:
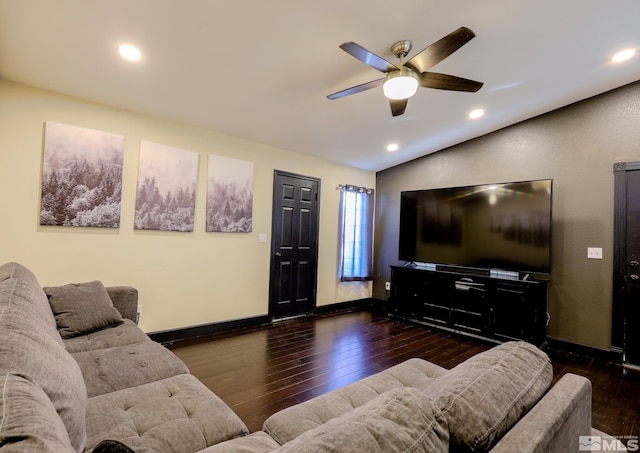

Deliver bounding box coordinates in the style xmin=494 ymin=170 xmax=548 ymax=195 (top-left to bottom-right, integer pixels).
xmin=148 ymin=315 xmax=271 ymax=345
xmin=368 ymin=297 xmax=389 ymax=314
xmin=149 ymin=298 xmax=378 ymax=345
xmin=545 ymin=336 xmax=623 ymax=363
xmin=314 ymin=298 xmax=375 ymax=315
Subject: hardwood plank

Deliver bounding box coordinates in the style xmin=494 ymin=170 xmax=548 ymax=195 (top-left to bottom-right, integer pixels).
xmin=168 ymin=309 xmax=639 ymax=438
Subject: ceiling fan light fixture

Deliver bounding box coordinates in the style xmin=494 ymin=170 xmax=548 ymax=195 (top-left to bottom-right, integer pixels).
xmin=383 ymin=68 xmax=419 ymax=100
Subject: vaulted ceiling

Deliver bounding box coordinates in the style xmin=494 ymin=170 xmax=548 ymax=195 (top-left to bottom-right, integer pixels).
xmin=1 ymin=1 xmax=639 ymax=171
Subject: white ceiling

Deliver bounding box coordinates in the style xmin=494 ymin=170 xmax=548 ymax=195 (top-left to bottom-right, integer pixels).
xmin=1 ymin=1 xmax=640 ymax=172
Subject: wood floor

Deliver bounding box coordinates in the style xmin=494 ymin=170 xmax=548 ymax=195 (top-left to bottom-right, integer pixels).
xmin=167 ymin=308 xmax=640 ymax=439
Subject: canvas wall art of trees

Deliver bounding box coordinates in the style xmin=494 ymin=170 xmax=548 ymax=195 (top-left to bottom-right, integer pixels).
xmin=40 ymin=122 xmax=124 ymax=227
xmin=135 ymin=141 xmax=199 ymax=232
xmin=206 ymin=155 xmax=253 ymax=233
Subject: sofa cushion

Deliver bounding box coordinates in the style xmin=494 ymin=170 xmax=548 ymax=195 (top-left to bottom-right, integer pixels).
xmin=45 ymin=280 xmax=124 ymax=338
xmin=63 ymin=319 xmax=149 ymax=353
xmin=72 ymin=341 xmax=189 ymax=398
xmin=84 ymin=374 xmax=249 ymax=453
xmin=0 ymin=373 xmax=75 ymax=452
xmin=275 ymin=387 xmax=448 ymax=453
xmin=0 ymin=263 xmax=88 ymax=452
xmin=263 ymin=357 xmax=446 ymax=444
xmin=426 ymin=341 xmax=552 ymax=452
xmin=196 ymin=432 xmax=281 ymax=453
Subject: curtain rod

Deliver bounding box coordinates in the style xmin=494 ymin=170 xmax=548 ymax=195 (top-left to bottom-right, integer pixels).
xmin=337 ymin=184 xmax=374 ymax=194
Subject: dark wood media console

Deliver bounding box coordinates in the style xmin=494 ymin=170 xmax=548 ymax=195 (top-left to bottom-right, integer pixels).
xmin=389 ymin=265 xmax=548 ymax=346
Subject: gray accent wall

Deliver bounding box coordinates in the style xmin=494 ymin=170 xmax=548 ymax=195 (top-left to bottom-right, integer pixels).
xmin=374 ymin=80 xmax=640 ymax=351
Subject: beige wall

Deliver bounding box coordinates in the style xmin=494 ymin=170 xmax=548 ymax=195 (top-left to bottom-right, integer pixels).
xmin=0 ymin=79 xmax=374 ymax=333
xmin=374 ymin=80 xmax=640 ymax=351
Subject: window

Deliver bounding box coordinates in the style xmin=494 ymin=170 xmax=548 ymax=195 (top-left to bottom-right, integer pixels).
xmin=339 ymin=185 xmax=374 ymax=281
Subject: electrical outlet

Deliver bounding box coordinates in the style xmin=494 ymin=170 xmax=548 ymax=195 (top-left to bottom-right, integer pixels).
xmin=587 ymin=247 xmax=603 ymax=259
xmin=385 ymin=282 xmax=391 ymax=291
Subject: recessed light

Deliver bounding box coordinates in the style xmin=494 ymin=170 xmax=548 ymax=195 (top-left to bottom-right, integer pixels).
xmin=612 ymin=48 xmax=635 ymax=63
xmin=386 ymin=143 xmax=399 ymax=152
xmin=118 ymin=44 xmax=142 ymax=62
xmin=469 ymin=109 xmax=484 ymax=119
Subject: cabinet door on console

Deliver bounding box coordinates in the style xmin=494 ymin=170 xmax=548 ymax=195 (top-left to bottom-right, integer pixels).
xmin=417 ymin=277 xmax=451 ymax=327
xmin=450 ymin=284 xmax=489 ymax=334
xmin=390 ymin=268 xmax=421 ymax=317
xmin=491 ymin=282 xmax=546 ymax=345
xmin=391 ymin=268 xmax=452 ymax=326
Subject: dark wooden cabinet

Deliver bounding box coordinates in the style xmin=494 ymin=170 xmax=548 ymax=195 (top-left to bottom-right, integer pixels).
xmin=389 ymin=265 xmax=548 ymax=345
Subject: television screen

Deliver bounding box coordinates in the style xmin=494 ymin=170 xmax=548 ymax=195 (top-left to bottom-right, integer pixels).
xmin=399 ymin=179 xmax=552 ymax=275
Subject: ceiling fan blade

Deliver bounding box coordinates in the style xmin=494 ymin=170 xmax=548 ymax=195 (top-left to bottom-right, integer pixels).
xmin=390 ymin=98 xmax=408 ymax=117
xmin=339 ymin=42 xmax=398 ymax=73
xmin=327 ymin=78 xmax=384 ymax=100
xmin=419 ymin=72 xmax=483 ymax=92
xmin=406 ymin=27 xmax=476 ymax=73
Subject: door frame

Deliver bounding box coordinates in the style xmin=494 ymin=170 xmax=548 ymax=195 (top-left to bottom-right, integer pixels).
xmin=611 ymin=161 xmax=640 ymax=362
xmin=268 ymin=170 xmax=321 ymax=319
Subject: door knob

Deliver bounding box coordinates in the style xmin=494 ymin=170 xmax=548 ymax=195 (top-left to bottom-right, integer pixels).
xmin=275 ymin=251 xmax=282 ymax=257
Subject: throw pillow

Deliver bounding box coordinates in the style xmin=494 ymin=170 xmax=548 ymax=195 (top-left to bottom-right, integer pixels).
xmin=45 ymin=280 xmax=124 ymax=338
xmin=277 ymin=387 xmax=449 ymax=452
xmin=0 ymin=373 xmax=75 ymax=452
xmin=426 ymin=341 xmax=552 ymax=452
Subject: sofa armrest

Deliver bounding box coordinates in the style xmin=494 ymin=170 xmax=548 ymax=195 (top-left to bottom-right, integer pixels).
xmin=105 ymin=286 xmax=138 ymax=323
xmin=490 ymin=373 xmax=591 ymax=453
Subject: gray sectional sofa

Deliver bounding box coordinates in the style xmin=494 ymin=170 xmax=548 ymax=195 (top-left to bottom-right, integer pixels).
xmin=0 ymin=262 xmax=622 ymax=452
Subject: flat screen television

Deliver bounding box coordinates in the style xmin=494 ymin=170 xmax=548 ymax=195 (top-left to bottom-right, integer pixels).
xmin=399 ymin=179 xmax=552 ymax=275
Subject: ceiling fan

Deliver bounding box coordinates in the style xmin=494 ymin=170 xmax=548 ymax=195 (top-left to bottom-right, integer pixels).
xmin=327 ymin=27 xmax=483 ymax=117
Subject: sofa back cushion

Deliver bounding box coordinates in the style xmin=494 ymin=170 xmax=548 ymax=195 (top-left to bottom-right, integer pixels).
xmin=275 ymin=387 xmax=449 ymax=452
xmin=0 ymin=373 xmax=75 ymax=452
xmin=0 ymin=262 xmax=88 ymax=452
xmin=44 ymin=280 xmax=124 ymax=338
xmin=426 ymin=341 xmax=552 ymax=452
xmin=262 ymin=357 xmax=447 ymax=444
xmin=0 ymin=262 xmax=63 ymax=346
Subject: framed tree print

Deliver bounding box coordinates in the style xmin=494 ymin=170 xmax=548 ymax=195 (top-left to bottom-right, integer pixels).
xmin=40 ymin=121 xmax=124 ymax=227
xmin=134 ymin=141 xmax=199 ymax=232
xmin=206 ymin=155 xmax=253 ymax=232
